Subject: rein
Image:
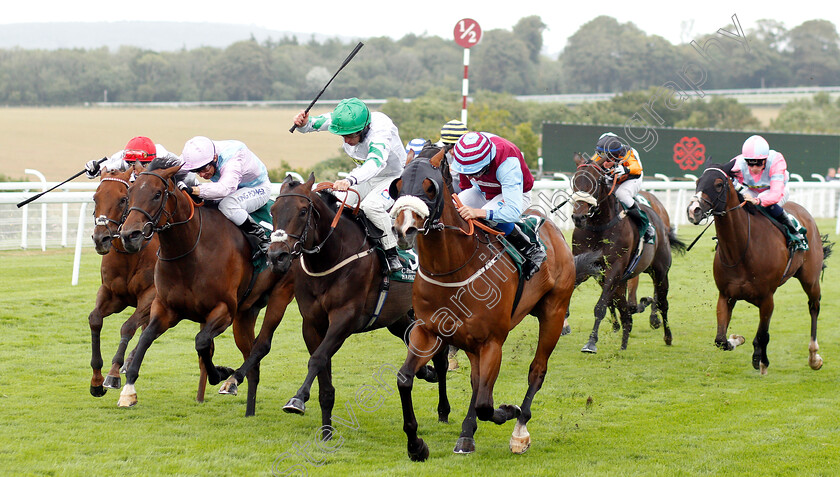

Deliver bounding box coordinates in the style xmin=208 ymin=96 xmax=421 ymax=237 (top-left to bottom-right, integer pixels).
xmin=272 ymin=183 xmax=371 ymax=276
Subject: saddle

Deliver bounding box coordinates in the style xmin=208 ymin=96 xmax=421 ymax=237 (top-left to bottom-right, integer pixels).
xmin=756 ymin=207 xmax=809 ymax=252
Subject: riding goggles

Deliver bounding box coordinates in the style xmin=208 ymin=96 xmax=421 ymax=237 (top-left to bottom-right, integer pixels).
xmin=745 ymin=159 xmax=766 ymax=167
xmin=124 ymin=149 xmax=155 ymax=162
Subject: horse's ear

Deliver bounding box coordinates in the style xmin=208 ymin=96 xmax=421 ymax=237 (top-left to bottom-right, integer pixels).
xmin=573 ymin=152 xmax=586 ymax=166
xmin=405 ymin=150 xmax=415 ymax=166
xmin=430 ymin=148 xmax=445 ymax=168
xmin=160 ymin=164 xmax=181 ymax=179
xmin=305 ymin=172 xmax=316 ymax=189
xmin=389 ymin=178 xmax=402 ymax=200
xmin=423 ymin=177 xmax=439 ymax=201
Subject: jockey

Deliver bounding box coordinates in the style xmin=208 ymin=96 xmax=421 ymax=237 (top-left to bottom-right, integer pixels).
xmin=437 ymin=119 xmax=469 ymax=193
xmin=179 ymin=136 xmax=272 ymax=261
xmin=451 ymin=131 xmax=546 ymax=280
xmin=595 ymin=132 xmax=654 ymax=242
xmin=85 ymin=136 xmax=179 ymax=177
xmin=406 ymin=138 xmax=427 ymax=157
xmin=721 ymin=134 xmax=806 ymax=243
xmin=293 ymin=98 xmax=406 ymax=273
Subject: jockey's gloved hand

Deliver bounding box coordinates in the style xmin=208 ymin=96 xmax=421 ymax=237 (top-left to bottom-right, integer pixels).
xmin=177 ymin=181 xmax=191 ymax=193
xmin=613 ymin=165 xmax=628 ymax=178
xmin=84 ymin=159 xmax=101 ymax=178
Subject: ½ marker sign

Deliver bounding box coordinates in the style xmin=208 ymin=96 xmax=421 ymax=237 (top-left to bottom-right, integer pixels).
xmin=454 ymin=18 xmax=482 ymax=48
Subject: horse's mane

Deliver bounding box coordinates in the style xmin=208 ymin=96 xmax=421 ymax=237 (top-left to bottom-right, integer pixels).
xmin=145 ymin=156 xmax=170 ymax=172
xmin=284 ymin=178 xmax=348 ymax=215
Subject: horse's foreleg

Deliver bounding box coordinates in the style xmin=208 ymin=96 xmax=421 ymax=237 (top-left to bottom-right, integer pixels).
xmin=195 ymin=304 xmax=234 ymax=386
xmin=753 ymin=296 xmax=774 ymax=375
xmin=119 ymin=303 xmax=176 ymax=408
xmin=454 ymin=351 xmax=480 ymax=456
xmin=284 ymin=311 xmax=355 ymax=416
xmin=714 ymin=295 xmax=740 ymax=350
xmin=582 ymin=288 xmax=613 ymax=354
xmin=316 ymin=358 xmax=334 ymax=437
xmin=105 ymin=302 xmax=150 ymax=390
xmin=650 ymin=269 xmax=671 ymax=346
xmin=806 ymin=286 xmax=823 ymax=370
xmin=399 ymin=324 xmax=440 ymax=461
xmin=512 ymin=296 xmax=570 ymax=454
xmin=230 ymin=308 xmax=259 ymax=413
xmin=430 ymin=343 xmax=450 ymax=423
xmin=88 ymin=307 xmax=106 ymax=397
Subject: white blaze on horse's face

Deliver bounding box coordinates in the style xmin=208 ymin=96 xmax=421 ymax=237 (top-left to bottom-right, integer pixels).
xmin=270 ymin=229 xmax=290 ymax=244
xmin=686 ymin=192 xmax=703 ymax=223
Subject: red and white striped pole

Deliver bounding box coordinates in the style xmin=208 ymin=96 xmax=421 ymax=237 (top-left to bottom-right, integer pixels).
xmin=461 ymin=48 xmax=470 ymax=125
xmin=453 ymin=19 xmax=482 ymax=127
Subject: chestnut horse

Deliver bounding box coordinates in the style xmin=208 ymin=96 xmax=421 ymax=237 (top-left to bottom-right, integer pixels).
xmin=686 ymin=164 xmax=833 ymax=374
xmin=117 ymin=158 xmax=295 ymax=413
xmin=571 ymin=157 xmax=686 ymax=353
xmin=250 ymin=174 xmax=448 ymax=435
xmin=390 ymin=146 xmax=575 ymax=460
xmin=88 ymin=166 xmax=164 ymax=397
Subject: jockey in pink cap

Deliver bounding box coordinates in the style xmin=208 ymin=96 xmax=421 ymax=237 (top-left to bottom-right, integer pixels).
xmin=720 ymin=134 xmax=806 ymax=244
xmin=451 ymin=131 xmax=545 ymax=280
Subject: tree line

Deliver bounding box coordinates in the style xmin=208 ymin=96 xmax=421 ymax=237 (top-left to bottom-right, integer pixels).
xmin=1 ymin=15 xmax=838 ymax=105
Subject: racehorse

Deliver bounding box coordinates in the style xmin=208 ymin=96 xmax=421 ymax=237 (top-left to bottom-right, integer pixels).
xmin=117 ymin=158 xmax=295 ymax=413
xmin=87 ymin=165 xmax=167 ymax=397
xmin=571 ymin=155 xmax=686 ymax=353
xmin=686 ymin=163 xmax=833 ymax=374
xmin=253 ymin=174 xmax=449 ymax=436
xmin=390 ymin=145 xmax=575 ymax=460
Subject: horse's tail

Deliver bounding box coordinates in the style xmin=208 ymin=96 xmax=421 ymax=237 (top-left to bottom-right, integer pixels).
xmin=668 ymin=227 xmax=687 ymax=255
xmin=821 ymin=234 xmax=834 ymax=272
xmin=574 ymin=250 xmax=602 ymax=286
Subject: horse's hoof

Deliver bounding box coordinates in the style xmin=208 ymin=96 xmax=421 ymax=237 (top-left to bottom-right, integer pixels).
xmin=90 ymin=385 xmax=107 ymax=398
xmin=649 ymin=316 xmax=661 ymax=330
xmin=117 ymin=393 xmax=137 ymax=408
xmin=561 ymin=324 xmax=571 ymax=336
xmin=448 ymin=357 xmax=459 ymax=371
xmin=119 ymin=363 xmax=128 ymax=374
xmin=283 ymin=397 xmax=305 ymax=414
xmin=759 ymin=363 xmax=768 ymax=375
xmin=103 ymin=375 xmax=121 ymax=390
xmin=218 ymin=377 xmax=238 ymax=395
xmin=581 ymin=343 xmax=597 ymax=354
xmin=453 ymin=437 xmax=476 ymax=454
xmin=810 ymin=354 xmax=824 ymax=370
xmin=408 ymin=438 xmax=429 ymax=462
xmin=510 ymin=433 xmax=531 ymax=454
xmin=728 ymin=334 xmax=745 ymax=347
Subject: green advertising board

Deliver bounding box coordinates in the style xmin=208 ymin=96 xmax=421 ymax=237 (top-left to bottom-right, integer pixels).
xmin=542 ymin=123 xmax=840 ymax=178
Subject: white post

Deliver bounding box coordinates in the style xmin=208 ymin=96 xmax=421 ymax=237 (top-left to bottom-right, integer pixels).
xmin=72 ymin=202 xmax=88 ymax=286
xmin=25 ymin=169 xmax=48 ymax=251
xmin=62 ymin=203 xmax=68 ymax=247
xmin=461 ymin=48 xmax=470 ymax=126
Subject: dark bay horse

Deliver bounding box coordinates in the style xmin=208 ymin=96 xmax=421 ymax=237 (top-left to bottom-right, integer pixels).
xmin=571 ymin=157 xmax=686 ymax=353
xmin=686 ymin=164 xmax=832 ymax=374
xmin=391 ymin=147 xmax=575 ymax=460
xmin=117 ymin=159 xmax=295 ymax=412
xmin=88 ymin=166 xmax=163 ymax=397
xmin=253 ymin=174 xmax=448 ymax=436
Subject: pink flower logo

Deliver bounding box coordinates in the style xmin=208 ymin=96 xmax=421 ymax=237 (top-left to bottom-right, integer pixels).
xmin=673 ymin=137 xmax=706 ymax=171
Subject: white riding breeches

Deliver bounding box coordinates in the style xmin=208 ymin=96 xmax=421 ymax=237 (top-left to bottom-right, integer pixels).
xmin=331 ymin=175 xmax=399 ymax=249
xmin=614 ymin=176 xmax=643 ymax=209
xmin=218 ymin=184 xmax=272 ymax=226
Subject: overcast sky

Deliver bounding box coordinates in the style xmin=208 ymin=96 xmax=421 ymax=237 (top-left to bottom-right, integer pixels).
xmin=2 ymin=1 xmax=836 ymax=53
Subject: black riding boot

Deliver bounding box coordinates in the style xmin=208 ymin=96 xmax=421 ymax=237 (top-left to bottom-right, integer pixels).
xmin=625 ymin=204 xmax=654 ymax=243
xmin=238 ymin=216 xmax=270 ymax=262
xmin=506 ymin=225 xmax=547 ymax=280
xmin=384 ymin=247 xmax=402 ymax=274
xmin=778 ymin=212 xmax=806 ymax=243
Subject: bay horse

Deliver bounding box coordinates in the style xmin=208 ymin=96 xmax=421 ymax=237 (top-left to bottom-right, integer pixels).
xmin=390 ymin=145 xmax=575 ymax=460
xmin=117 ymin=158 xmax=295 ymax=414
xmin=88 ymin=165 xmax=162 ymax=397
xmin=686 ymin=164 xmax=833 ymax=374
xmin=571 ymin=156 xmax=686 ymax=353
xmin=251 ymin=174 xmax=448 ymax=436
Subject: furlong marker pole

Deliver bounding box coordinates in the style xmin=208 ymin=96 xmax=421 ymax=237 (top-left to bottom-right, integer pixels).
xmin=289 ymin=42 xmax=364 ymax=133
xmin=461 ymin=48 xmax=469 ymax=125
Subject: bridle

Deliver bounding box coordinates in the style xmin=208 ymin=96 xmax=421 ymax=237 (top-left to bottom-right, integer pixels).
xmin=572 ymin=162 xmax=617 ymax=223
xmin=123 ymin=170 xmax=198 ymax=260
xmin=270 ymin=184 xmax=362 ymax=259
xmin=692 ymin=168 xmax=746 ymax=220
xmin=94 ymin=176 xmax=131 ymax=241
